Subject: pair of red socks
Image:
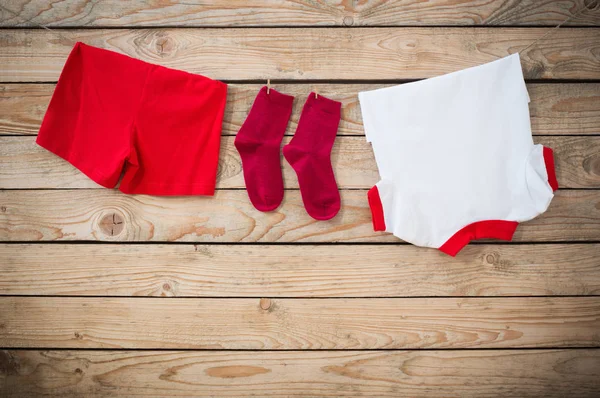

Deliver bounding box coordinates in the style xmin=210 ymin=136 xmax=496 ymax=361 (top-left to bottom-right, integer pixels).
xmin=234 ymin=86 xmax=341 ymax=220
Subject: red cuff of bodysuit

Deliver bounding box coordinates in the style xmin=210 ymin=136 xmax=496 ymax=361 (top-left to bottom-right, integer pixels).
xmin=543 ymin=146 xmax=559 ymax=192
xmin=368 ymin=185 xmax=386 ymax=231
xmin=439 ymin=220 xmax=518 ymax=257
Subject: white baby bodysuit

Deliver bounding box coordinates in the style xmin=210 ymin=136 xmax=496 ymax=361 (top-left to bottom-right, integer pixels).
xmin=358 ymin=53 xmax=558 ymax=256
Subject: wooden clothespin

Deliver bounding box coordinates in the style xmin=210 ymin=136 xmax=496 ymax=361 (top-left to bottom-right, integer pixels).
xmin=314 ymin=87 xmax=319 ymax=99
xmin=267 ymin=79 xmax=271 ymax=94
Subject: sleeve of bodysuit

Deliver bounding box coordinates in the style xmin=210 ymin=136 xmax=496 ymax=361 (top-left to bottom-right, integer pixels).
xmin=525 ymin=144 xmax=558 ymax=214
xmin=358 ymin=90 xmax=381 ymax=144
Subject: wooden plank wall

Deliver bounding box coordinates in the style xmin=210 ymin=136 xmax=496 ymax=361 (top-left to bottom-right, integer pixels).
xmin=1 ymin=1 xmax=600 ymax=396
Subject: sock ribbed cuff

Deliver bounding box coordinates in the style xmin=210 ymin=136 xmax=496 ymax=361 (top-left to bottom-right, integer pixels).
xmin=305 ymin=92 xmax=342 ymax=114
xmin=258 ymin=86 xmax=295 ymax=109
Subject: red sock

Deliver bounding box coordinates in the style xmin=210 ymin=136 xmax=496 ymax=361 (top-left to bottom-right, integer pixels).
xmin=283 ymin=93 xmax=341 ymax=220
xmin=235 ymin=86 xmax=294 ymax=211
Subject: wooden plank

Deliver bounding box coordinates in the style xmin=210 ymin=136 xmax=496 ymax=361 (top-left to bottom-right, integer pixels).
xmin=2 ymin=350 xmax=599 ymax=397
xmin=1 ymin=135 xmax=598 ymax=189
xmin=2 ymin=83 xmax=598 ymax=137
xmin=0 ymin=189 xmax=598 ymax=243
xmin=1 ymin=28 xmax=599 ymax=82
xmin=2 ymin=0 xmax=599 ymax=27
xmin=1 ymin=296 xmax=599 ymax=349
xmin=1 ymin=243 xmax=599 ymax=297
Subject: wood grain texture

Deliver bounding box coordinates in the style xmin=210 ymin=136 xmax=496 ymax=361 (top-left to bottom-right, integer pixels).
xmin=1 ymin=243 xmax=599 ymax=297
xmin=0 ymin=189 xmax=599 ymax=243
xmin=1 ymin=28 xmax=599 ymax=82
xmin=2 ymin=0 xmax=600 ymax=27
xmin=2 ymin=349 xmax=599 ymax=397
xmin=0 ymin=5 xmax=598 ymax=397
xmin=1 ymin=135 xmax=598 ymax=189
xmin=2 ymin=83 xmax=599 ymax=137
xmin=1 ymin=296 xmax=600 ymax=349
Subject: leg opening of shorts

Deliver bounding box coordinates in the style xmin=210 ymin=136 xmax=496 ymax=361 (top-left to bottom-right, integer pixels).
xmin=36 ymin=136 xmax=117 ymax=189
xmin=438 ymin=220 xmax=519 ymax=257
xmin=367 ymin=185 xmax=386 ymax=232
xmin=543 ymin=146 xmax=559 ymax=192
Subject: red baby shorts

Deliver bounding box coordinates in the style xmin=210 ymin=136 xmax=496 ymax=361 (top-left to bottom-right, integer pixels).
xmin=37 ymin=42 xmax=227 ymax=195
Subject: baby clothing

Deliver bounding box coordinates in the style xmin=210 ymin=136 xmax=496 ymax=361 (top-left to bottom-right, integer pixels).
xmin=236 ymin=89 xmax=342 ymax=220
xmin=284 ymin=93 xmax=342 ymax=220
xmin=359 ymin=53 xmax=558 ymax=256
xmin=37 ymin=42 xmax=227 ymax=196
xmin=235 ymin=86 xmax=294 ymax=211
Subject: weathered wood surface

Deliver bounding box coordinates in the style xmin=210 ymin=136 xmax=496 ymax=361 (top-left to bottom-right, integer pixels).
xmin=1 ymin=243 xmax=599 ymax=297
xmin=1 ymin=135 xmax=598 ymax=189
xmin=2 ymin=0 xmax=600 ymax=27
xmin=2 ymin=349 xmax=599 ymax=397
xmin=0 ymin=189 xmax=598 ymax=243
xmin=1 ymin=28 xmax=599 ymax=82
xmin=2 ymin=83 xmax=599 ymax=137
xmin=0 ymin=2 xmax=598 ymax=398
xmin=1 ymin=297 xmax=599 ymax=349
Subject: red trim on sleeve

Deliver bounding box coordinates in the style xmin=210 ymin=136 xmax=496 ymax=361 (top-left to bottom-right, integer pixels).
xmin=367 ymin=185 xmax=386 ymax=231
xmin=543 ymin=146 xmax=559 ymax=192
xmin=438 ymin=220 xmax=518 ymax=257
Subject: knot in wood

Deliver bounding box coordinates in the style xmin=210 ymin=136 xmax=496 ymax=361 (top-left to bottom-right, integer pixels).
xmin=259 ymin=298 xmax=272 ymax=311
xmin=343 ymin=16 xmax=354 ymax=26
xmin=99 ymin=212 xmax=125 ymax=237
xmin=484 ymin=252 xmax=499 ymax=265
xmin=154 ymin=35 xmax=175 ymax=57
xmin=0 ymin=351 xmax=20 ymax=376
xmin=583 ymin=154 xmax=600 ymax=177
xmin=584 ymin=0 xmax=600 ymax=11
xmin=527 ymin=63 xmax=545 ymax=79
